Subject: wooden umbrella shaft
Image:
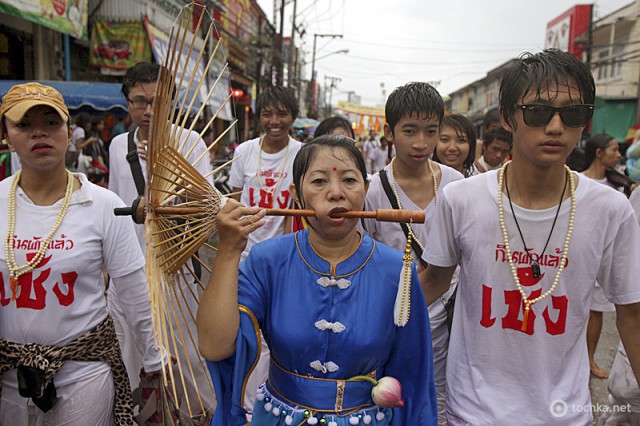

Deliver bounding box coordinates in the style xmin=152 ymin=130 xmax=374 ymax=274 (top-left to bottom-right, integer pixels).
xmin=152 ymin=206 xmax=424 ymax=223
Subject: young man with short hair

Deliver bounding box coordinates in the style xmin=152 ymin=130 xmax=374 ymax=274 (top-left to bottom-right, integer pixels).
xmin=108 ymin=62 xmax=215 ymax=422
xmin=363 ymin=81 xmax=464 ymax=425
xmin=422 ymin=49 xmax=640 ymax=425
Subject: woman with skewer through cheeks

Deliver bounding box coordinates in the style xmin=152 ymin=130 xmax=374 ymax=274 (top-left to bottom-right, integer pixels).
xmin=0 ymin=82 xmax=162 ymax=425
xmin=197 ymin=135 xmax=437 ymax=425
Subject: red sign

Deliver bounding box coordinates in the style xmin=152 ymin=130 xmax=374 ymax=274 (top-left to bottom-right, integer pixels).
xmin=546 ymin=5 xmax=592 ymax=62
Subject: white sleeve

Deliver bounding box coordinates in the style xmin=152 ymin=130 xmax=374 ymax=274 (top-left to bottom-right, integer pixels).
xmin=227 ymin=144 xmax=245 ymax=189
xmin=423 ymin=187 xmax=460 ymax=267
xmin=111 ymin=268 xmax=165 ymax=372
xmin=108 ymin=138 xmax=120 ymax=195
xmin=597 ymin=204 xmax=640 ymax=305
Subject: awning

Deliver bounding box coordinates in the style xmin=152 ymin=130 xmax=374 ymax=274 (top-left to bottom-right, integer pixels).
xmin=0 ymin=80 xmax=127 ymax=113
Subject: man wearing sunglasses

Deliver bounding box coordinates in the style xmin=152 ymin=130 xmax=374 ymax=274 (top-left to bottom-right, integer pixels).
xmin=421 ymin=49 xmax=640 ymax=425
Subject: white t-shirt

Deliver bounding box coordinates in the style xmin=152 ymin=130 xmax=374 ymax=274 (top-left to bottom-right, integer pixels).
xmin=364 ymin=163 xmax=463 ymax=336
xmin=70 ymin=125 xmax=84 ymax=153
xmin=109 ymin=126 xmax=213 ymax=249
xmin=228 ymin=137 xmax=303 ymax=256
xmin=370 ymin=144 xmax=388 ymax=174
xmin=0 ymin=173 xmax=148 ymax=387
xmin=423 ymin=170 xmax=640 ymax=425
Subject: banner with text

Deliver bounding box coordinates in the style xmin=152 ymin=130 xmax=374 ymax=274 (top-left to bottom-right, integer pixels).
xmin=0 ymin=0 xmax=87 ymax=39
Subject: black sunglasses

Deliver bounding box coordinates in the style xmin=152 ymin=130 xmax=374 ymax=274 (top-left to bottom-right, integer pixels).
xmin=516 ymin=104 xmax=594 ymax=128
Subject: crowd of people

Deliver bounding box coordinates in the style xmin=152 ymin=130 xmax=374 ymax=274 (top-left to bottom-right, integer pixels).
xmin=1 ymin=48 xmax=639 ymax=426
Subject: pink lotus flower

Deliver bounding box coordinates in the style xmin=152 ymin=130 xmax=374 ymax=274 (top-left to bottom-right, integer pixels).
xmin=348 ymin=375 xmax=405 ymax=408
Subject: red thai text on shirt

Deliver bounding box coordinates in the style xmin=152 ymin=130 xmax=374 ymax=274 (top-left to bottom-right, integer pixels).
xmin=0 ymin=253 xmax=78 ymax=309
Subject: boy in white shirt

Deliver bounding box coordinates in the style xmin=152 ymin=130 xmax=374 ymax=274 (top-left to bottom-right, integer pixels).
xmin=422 ymin=49 xmax=640 ymax=425
xmin=363 ymin=81 xmax=464 ymax=425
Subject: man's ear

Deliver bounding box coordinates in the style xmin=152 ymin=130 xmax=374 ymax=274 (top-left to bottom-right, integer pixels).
xmin=383 ymin=123 xmax=394 ymax=143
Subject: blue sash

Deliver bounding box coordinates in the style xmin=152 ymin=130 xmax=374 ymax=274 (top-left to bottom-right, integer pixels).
xmin=266 ymin=359 xmax=381 ymax=414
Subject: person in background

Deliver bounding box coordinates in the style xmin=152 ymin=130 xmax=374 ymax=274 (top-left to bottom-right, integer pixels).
xmin=108 ymin=62 xmax=215 ymax=423
xmin=0 ymin=82 xmax=162 ymax=425
xmin=110 ymin=113 xmax=131 ymax=140
xmin=432 ymin=114 xmax=478 ymax=177
xmin=198 ymin=135 xmax=438 ymax=425
xmin=581 ymin=133 xmax=632 ymax=196
xmin=598 ymin=187 xmax=640 ymax=425
xmin=474 ymin=127 xmax=512 ymax=173
xmin=314 ymin=116 xmax=355 ymax=139
xmin=421 ymin=49 xmax=640 ymax=425
xmin=474 ymin=107 xmax=502 ymax=161
xmin=626 ymin=128 xmax=640 ymax=182
xmin=362 ymin=129 xmax=381 ymax=174
xmin=580 ymin=133 xmax=633 ymax=379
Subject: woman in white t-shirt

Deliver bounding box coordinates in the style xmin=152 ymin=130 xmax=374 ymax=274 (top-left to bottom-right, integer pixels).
xmin=0 ymin=83 xmax=162 ymax=425
xmin=580 ymin=133 xmax=633 ymax=379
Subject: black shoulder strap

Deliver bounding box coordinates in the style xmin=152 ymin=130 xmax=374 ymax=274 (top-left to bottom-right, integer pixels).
xmin=379 ymin=170 xmax=428 ymax=269
xmin=126 ymin=131 xmax=146 ymax=196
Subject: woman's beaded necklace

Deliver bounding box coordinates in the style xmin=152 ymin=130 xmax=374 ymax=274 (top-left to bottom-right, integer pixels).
xmin=5 ymin=169 xmax=74 ymax=294
xmin=389 ymin=158 xmax=438 ymax=253
xmin=497 ymin=161 xmax=576 ymax=331
xmin=256 ymin=136 xmax=290 ymax=201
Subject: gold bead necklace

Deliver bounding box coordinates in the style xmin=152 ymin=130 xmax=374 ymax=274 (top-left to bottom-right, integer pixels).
xmin=5 ymin=169 xmax=74 ymax=293
xmin=497 ymin=161 xmax=575 ymax=331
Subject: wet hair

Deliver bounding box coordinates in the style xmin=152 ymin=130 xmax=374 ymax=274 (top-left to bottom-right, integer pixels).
xmin=584 ymin=133 xmax=616 ymax=168
xmin=121 ymin=62 xmax=160 ymax=99
xmin=499 ymin=49 xmax=595 ymax=130
xmin=314 ymin=116 xmax=355 ymax=138
xmin=292 ymin=134 xmax=367 ymax=208
xmin=432 ymin=114 xmax=477 ymax=177
xmin=483 ymin=127 xmax=512 ymax=149
xmin=256 ymin=86 xmax=299 ymax=120
xmin=385 ymin=82 xmax=444 ymax=133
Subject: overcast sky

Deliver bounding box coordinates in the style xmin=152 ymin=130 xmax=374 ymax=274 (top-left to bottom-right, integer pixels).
xmin=255 ymin=0 xmax=634 ymax=108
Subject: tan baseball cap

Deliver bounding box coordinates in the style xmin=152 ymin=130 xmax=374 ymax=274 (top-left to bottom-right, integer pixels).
xmin=0 ymin=82 xmax=69 ymax=123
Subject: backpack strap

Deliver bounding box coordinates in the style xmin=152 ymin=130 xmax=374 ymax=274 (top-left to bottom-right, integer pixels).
xmin=126 ymin=131 xmax=146 ymax=197
xmin=125 ymin=131 xmax=202 ymax=279
xmin=379 ymin=170 xmax=428 ymax=269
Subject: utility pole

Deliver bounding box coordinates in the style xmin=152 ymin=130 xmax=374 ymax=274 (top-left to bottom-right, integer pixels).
xmin=325 ymin=75 xmax=341 ymax=118
xmin=309 ymin=33 xmax=342 ymax=116
xmin=275 ymin=0 xmax=286 ymax=85
xmin=287 ymin=0 xmax=297 ymax=89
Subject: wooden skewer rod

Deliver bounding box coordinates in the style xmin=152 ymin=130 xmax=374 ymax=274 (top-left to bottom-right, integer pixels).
xmin=267 ymin=208 xmax=425 ymax=223
xmin=148 ymin=206 xmax=425 ymax=223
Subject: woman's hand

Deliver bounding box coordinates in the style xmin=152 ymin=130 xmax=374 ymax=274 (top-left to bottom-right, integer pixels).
xmin=216 ymin=199 xmax=266 ymax=254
